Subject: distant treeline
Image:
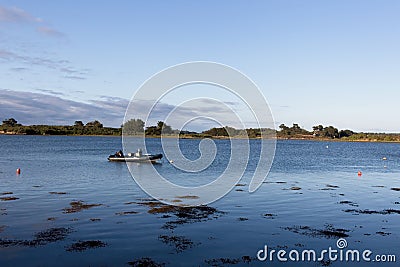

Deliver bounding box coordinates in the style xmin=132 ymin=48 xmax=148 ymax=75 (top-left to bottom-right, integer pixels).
xmin=277 ymin=123 xmax=400 ymax=142
xmin=2 ymin=117 xmax=400 ymax=142
xmin=0 ymin=118 xmax=120 ymax=136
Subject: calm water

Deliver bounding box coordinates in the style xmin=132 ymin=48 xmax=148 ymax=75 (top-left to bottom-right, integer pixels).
xmin=0 ymin=136 xmax=399 ymax=266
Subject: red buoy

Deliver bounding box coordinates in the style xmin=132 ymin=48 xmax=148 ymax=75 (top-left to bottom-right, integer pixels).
xmin=357 ymin=171 xmax=362 ymax=176
xmin=16 ymin=168 xmax=21 ymax=175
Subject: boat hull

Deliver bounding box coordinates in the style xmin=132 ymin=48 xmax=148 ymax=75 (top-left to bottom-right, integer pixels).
xmin=108 ymin=153 xmax=163 ymax=163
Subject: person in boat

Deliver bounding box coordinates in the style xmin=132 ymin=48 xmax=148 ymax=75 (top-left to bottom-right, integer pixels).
xmin=116 ymin=150 xmax=124 ymax=157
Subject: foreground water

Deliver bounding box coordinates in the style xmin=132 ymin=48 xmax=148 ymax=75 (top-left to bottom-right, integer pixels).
xmin=0 ymin=136 xmax=399 ymax=266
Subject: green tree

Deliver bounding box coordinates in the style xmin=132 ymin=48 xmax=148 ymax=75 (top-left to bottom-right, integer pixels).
xmin=85 ymin=120 xmax=103 ymax=128
xmin=158 ymin=121 xmax=173 ymax=134
xmin=279 ymin=124 xmax=289 ymax=131
xmin=145 ymin=126 xmax=159 ymax=135
xmin=246 ymin=128 xmax=261 ymax=138
xmin=122 ymin=118 xmax=145 ymax=134
xmin=145 ymin=121 xmax=173 ymax=136
xmin=322 ymin=126 xmax=339 ymax=138
xmin=312 ymin=125 xmax=324 ymax=136
xmin=339 ymin=129 xmax=354 ymax=138
xmin=292 ymin=123 xmax=300 ymax=130
xmin=74 ymin=120 xmax=84 ymax=127
xmin=2 ymin=118 xmax=19 ymax=127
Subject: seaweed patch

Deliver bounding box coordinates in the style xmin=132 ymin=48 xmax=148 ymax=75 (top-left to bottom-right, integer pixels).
xmin=376 ymin=231 xmax=391 ymax=236
xmin=326 ymin=184 xmax=339 ymax=188
xmin=343 ymin=209 xmax=400 ymax=215
xmin=283 ymin=224 xmax=350 ymax=239
xmin=263 ymin=213 xmax=277 ymax=219
xmin=338 ymin=201 xmax=358 ymax=207
xmin=290 ymin=186 xmax=301 ymax=191
xmin=136 ymin=199 xmax=225 ymax=229
xmin=158 ymin=235 xmax=196 ymax=253
xmin=49 ymin=192 xmax=68 ymax=195
xmin=63 ymin=201 xmax=102 ymax=214
xmin=175 ymin=195 xmax=200 ymax=199
xmin=66 ymin=240 xmax=107 ymax=252
xmin=0 ymin=227 xmax=72 ymax=248
xmin=0 ymin=196 xmax=19 ymax=201
xmin=205 ymin=256 xmax=255 ymax=266
xmin=127 ymin=258 xmax=165 ymax=267
xmin=115 ymin=211 xmax=139 ymax=215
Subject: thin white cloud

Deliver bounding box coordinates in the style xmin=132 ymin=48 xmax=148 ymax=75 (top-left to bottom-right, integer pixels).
xmin=37 ymin=26 xmax=64 ymax=37
xmin=0 ymin=5 xmax=63 ymax=38
xmin=9 ymin=67 xmax=28 ymax=72
xmin=0 ymin=48 xmax=88 ymax=79
xmin=0 ymin=6 xmax=41 ymax=23
xmin=64 ymin=75 xmax=86 ymax=80
xmin=35 ymin=88 xmax=65 ymax=96
xmin=0 ymin=49 xmax=16 ymax=59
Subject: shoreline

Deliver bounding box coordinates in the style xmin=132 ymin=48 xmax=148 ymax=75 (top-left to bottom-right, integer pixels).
xmin=1 ymin=133 xmax=400 ymax=143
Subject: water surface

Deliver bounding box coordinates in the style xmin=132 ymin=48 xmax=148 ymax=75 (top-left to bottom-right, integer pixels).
xmin=0 ymin=136 xmax=399 ymax=266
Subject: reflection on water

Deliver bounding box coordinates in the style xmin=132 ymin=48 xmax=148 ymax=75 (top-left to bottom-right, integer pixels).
xmin=0 ymin=135 xmax=399 ymax=266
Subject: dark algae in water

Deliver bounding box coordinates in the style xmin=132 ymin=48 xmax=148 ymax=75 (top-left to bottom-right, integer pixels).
xmin=205 ymin=255 xmax=255 ymax=266
xmin=0 ymin=196 xmax=19 ymax=201
xmin=158 ymin=235 xmax=196 ymax=253
xmin=338 ymin=200 xmax=359 ymax=207
xmin=49 ymin=192 xmax=68 ymax=195
xmin=263 ymin=213 xmax=277 ymax=219
xmin=343 ymin=209 xmax=400 ymax=215
xmin=66 ymin=240 xmax=107 ymax=252
xmin=0 ymin=227 xmax=72 ymax=248
xmin=127 ymin=257 xmax=165 ymax=267
xmin=136 ymin=199 xmax=226 ymax=229
xmin=115 ymin=211 xmax=139 ymax=215
xmin=63 ymin=200 xmax=102 ymax=213
xmin=283 ymin=224 xmax=350 ymax=238
xmin=33 ymin=227 xmax=72 ymax=243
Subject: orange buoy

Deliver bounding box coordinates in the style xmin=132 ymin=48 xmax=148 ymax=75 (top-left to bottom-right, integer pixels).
xmin=16 ymin=168 xmax=21 ymax=175
xmin=357 ymin=171 xmax=362 ymax=176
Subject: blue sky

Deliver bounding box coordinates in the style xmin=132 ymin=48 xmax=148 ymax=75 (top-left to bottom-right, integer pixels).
xmin=0 ymin=1 xmax=399 ymax=131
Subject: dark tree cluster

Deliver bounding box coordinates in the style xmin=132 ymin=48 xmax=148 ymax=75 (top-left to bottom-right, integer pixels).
xmin=144 ymin=121 xmax=173 ymax=136
xmin=122 ymin=119 xmax=145 ymax=135
xmin=312 ymin=125 xmax=354 ymax=139
xmin=278 ymin=123 xmax=311 ymax=137
xmin=0 ymin=118 xmax=119 ymax=136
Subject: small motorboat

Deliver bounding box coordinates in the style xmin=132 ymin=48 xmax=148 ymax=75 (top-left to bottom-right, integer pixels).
xmin=108 ymin=149 xmax=163 ymax=163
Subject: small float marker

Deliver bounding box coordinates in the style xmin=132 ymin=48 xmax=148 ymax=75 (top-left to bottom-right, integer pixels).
xmin=357 ymin=171 xmax=362 ymax=176
xmin=16 ymin=168 xmax=21 ymax=175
